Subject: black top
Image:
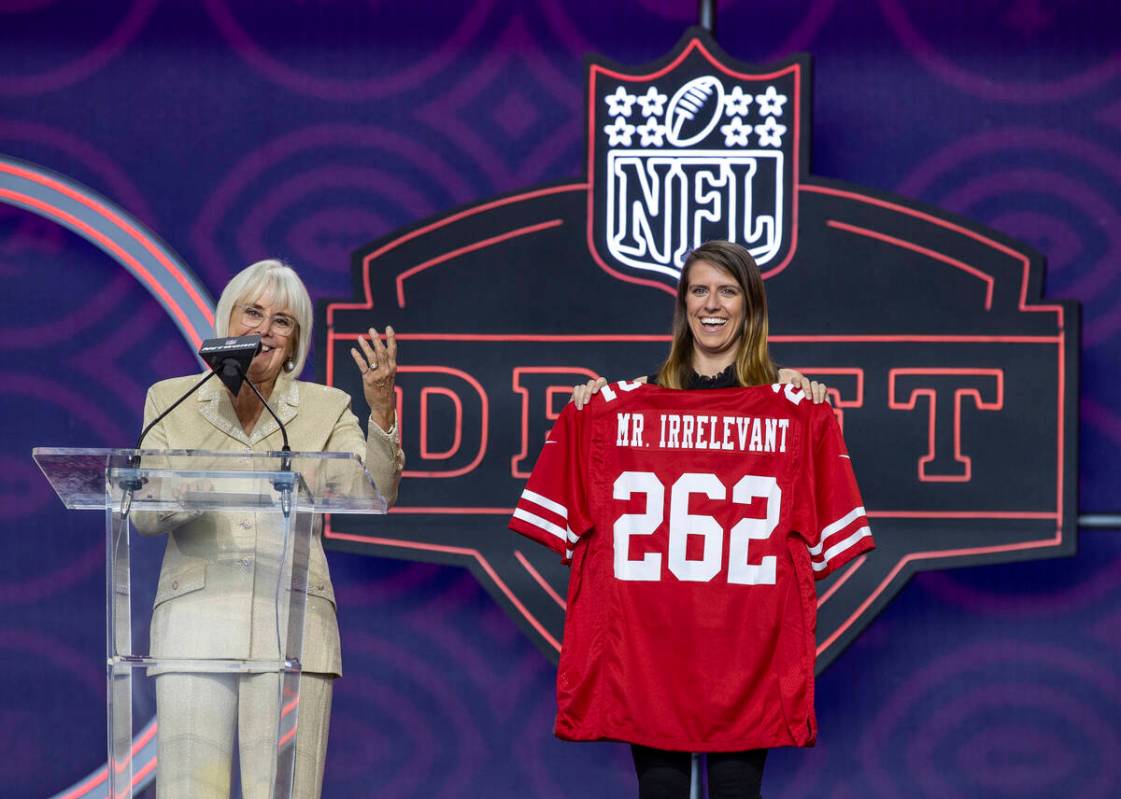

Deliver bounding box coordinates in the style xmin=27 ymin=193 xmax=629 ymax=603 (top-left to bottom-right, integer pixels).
xmin=647 ymin=364 xmax=739 ymax=390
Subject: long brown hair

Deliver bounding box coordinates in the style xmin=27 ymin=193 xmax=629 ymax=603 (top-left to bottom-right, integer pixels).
xmin=655 ymin=240 xmax=778 ymax=389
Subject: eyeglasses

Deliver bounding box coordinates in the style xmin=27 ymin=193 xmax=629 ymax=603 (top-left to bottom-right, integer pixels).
xmin=238 ymin=304 xmax=297 ymax=337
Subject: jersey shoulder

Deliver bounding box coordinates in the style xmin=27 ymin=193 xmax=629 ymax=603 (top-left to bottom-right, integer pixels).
xmin=579 ymin=379 xmax=651 ymax=415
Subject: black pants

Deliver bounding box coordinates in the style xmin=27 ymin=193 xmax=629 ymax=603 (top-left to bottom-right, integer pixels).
xmin=631 ymin=745 xmax=767 ymax=799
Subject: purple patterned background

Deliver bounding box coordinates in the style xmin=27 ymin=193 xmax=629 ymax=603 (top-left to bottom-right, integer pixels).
xmin=1 ymin=1 xmax=1119 ymax=796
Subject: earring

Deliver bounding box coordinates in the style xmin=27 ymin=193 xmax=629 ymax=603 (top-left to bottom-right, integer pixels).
xmin=284 ymin=358 xmax=295 ymax=372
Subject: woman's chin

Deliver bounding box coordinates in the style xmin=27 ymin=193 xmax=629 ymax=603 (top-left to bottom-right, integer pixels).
xmin=692 ymin=338 xmax=736 ymax=357
xmin=246 ymin=361 xmax=280 ymax=384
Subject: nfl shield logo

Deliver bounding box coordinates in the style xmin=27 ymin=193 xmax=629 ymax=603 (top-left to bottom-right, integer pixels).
xmin=587 ymin=31 xmax=804 ymax=290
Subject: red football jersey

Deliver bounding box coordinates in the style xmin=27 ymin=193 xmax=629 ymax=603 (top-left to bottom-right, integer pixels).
xmin=509 ymin=381 xmax=874 ymax=751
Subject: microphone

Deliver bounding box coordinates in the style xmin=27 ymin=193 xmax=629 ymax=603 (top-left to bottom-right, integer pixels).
xmin=198 ymin=334 xmax=292 ymax=474
xmin=199 ymin=334 xmax=261 ymax=396
xmin=135 ymin=335 xmax=260 ymax=451
xmin=137 ymin=334 xmax=291 ymax=461
xmin=124 ymin=334 xmax=294 ymax=515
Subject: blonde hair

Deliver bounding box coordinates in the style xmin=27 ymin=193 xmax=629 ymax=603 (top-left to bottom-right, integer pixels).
xmin=655 ymin=240 xmax=777 ymax=389
xmin=214 ymin=259 xmax=313 ymax=376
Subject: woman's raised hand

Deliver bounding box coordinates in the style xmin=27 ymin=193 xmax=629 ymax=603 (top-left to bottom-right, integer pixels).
xmin=351 ymin=326 xmax=398 ymax=431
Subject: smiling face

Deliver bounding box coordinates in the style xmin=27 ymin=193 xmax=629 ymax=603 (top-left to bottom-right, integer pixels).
xmin=684 ymin=259 xmax=746 ymax=372
xmin=229 ymin=288 xmax=298 ymax=386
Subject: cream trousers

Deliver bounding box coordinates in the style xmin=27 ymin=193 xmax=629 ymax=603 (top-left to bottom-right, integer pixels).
xmin=154 ymin=671 xmax=333 ymax=799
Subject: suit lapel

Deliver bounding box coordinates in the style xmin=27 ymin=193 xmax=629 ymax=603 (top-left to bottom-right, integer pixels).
xmin=195 ymin=375 xmax=300 ymax=448
xmin=197 ymin=378 xmax=253 ymax=447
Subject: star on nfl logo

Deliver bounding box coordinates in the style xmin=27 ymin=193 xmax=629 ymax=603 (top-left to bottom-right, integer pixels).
xmin=587 ymin=32 xmax=803 ymax=289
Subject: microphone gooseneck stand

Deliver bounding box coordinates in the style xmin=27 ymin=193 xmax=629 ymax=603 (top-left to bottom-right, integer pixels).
xmin=119 ymin=370 xmax=221 ymax=516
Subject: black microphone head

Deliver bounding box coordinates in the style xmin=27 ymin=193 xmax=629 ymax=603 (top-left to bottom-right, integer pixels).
xmin=199 ymin=334 xmax=261 ymax=395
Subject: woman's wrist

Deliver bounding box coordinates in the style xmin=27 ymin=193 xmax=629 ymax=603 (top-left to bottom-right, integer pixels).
xmin=370 ymin=406 xmax=395 ymax=433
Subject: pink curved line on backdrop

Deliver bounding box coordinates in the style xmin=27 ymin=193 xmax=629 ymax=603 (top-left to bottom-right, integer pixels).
xmin=54 ymin=721 xmax=158 ymax=799
xmin=0 ymin=453 xmax=52 ymax=518
xmin=0 ymin=119 xmax=155 ymax=222
xmin=0 ymin=185 xmax=204 ymax=347
xmin=191 ymin=124 xmax=476 ymax=284
xmin=0 ymin=270 xmax=134 ymax=350
xmin=202 ymin=0 xmax=494 ymax=102
xmin=0 ymin=159 xmax=213 ymax=797
xmin=235 ymin=166 xmax=435 ymax=269
xmin=860 ymin=641 xmax=1121 ymax=797
xmin=877 ymin=0 xmax=1121 ymax=104
xmin=0 ymin=0 xmax=158 ymax=95
xmin=413 ymin=16 xmax=583 ymax=192
xmin=906 ymin=684 xmax=1116 ymax=798
xmin=900 ymin=127 xmax=1121 ymax=198
xmin=0 ymin=370 xmax=128 ymax=605
xmin=940 ymin=169 xmax=1121 ymax=294
xmin=0 ymin=627 xmax=104 ymax=695
xmin=763 ymin=0 xmax=840 ymax=61
xmin=826 ymin=219 xmax=995 ymax=309
xmin=0 ymin=121 xmax=159 ymax=349
xmin=0 ymin=164 xmax=213 ymax=336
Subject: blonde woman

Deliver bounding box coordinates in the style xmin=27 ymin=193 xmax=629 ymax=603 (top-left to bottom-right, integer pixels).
xmin=136 ymin=259 xmax=402 ymax=798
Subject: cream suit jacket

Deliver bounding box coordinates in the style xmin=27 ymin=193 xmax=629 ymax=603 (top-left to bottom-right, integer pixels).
xmin=133 ymin=372 xmax=402 ymax=676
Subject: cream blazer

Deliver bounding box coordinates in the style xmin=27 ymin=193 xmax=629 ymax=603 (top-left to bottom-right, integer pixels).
xmin=133 ymin=373 xmax=402 ymax=676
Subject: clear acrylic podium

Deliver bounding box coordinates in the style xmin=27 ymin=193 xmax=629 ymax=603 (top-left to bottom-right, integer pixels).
xmin=34 ymin=447 xmax=387 ymax=798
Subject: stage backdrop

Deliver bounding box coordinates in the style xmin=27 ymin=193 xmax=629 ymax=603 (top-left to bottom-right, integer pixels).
xmin=2 ymin=3 xmax=1119 ymax=798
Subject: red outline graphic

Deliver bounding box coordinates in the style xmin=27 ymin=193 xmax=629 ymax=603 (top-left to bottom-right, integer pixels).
xmin=419 ymin=386 xmax=463 ymax=461
xmin=804 ymin=184 xmax=1065 ymax=324
xmin=396 ymin=219 xmax=564 ymax=308
xmin=56 ymin=720 xmax=158 ymax=799
xmin=515 ymin=549 xmax=567 ymax=610
xmin=326 ymin=185 xmax=584 ymax=324
xmin=792 ymin=367 xmax=864 ymax=431
xmin=804 ymin=182 xmax=1066 ymax=527
xmin=0 ymin=163 xmax=214 ymax=342
xmin=322 ymin=162 xmax=1070 ymax=670
xmin=396 ymin=366 xmax=488 ymax=479
xmin=324 ymin=524 xmax=562 ymax=652
xmin=816 ymin=554 xmax=866 ymax=609
xmin=827 ymin=220 xmax=995 ymax=310
xmin=817 ymin=528 xmax=1062 ymax=657
xmin=888 ymin=368 xmax=1004 ymax=483
xmin=511 ymin=366 xmax=601 ymax=478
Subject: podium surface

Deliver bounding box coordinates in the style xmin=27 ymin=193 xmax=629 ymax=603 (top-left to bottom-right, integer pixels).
xmin=35 ymin=447 xmax=386 ymax=798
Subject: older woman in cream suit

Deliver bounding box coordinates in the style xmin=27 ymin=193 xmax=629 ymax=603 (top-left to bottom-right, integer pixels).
xmin=135 ymin=259 xmax=401 ymax=798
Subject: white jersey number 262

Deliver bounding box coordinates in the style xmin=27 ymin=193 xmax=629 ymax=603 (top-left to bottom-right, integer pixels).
xmin=612 ymin=471 xmax=780 ymax=584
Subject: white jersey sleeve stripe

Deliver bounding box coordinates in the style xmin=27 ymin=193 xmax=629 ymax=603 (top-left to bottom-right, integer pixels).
xmin=512 ymin=507 xmax=568 ymax=543
xmin=521 ymin=489 xmax=568 ymax=520
xmin=811 ymin=527 xmax=872 ymax=571
xmin=809 ymin=506 xmax=866 ymax=556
